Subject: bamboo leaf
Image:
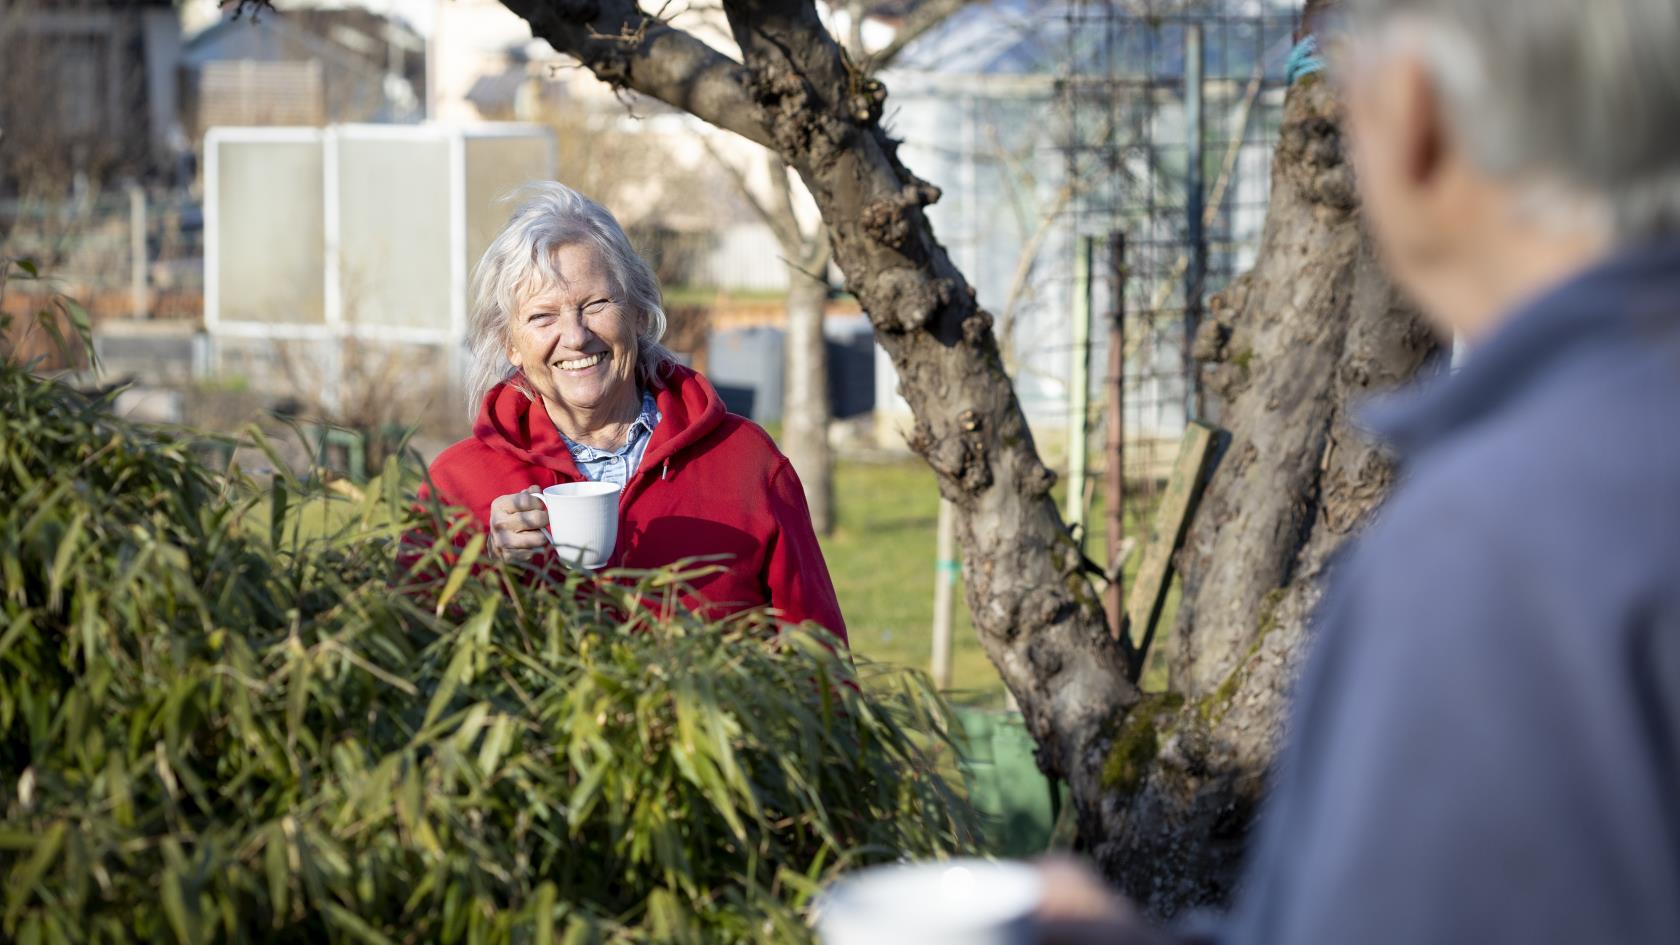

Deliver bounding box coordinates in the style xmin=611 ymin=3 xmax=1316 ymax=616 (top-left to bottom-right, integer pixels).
xmin=0 ymin=830 xmax=38 ymax=850
xmin=158 ymin=867 xmax=193 ymax=945
xmin=264 ymin=824 xmax=289 ymax=925
xmin=270 ymin=476 xmax=288 ymax=550
xmin=423 ymin=645 xmax=471 ymax=734
xmin=3 ymin=821 xmax=64 ymax=927
xmin=286 ymin=652 xmax=311 ymax=750
xmin=434 ymin=533 xmax=485 ymax=616
xmin=476 ymin=713 xmax=515 ymax=776
xmin=559 ymin=916 xmax=594 ymax=945
xmin=45 ymin=509 xmax=86 ymax=612
xmin=60 ymin=299 xmax=95 ymax=369
xmin=322 ymin=902 xmax=398 ymax=945
xmin=534 ymin=882 xmax=557 ymax=945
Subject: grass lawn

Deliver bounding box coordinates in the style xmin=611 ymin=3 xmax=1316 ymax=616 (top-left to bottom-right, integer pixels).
xmin=823 ymin=457 xmax=1178 ymax=708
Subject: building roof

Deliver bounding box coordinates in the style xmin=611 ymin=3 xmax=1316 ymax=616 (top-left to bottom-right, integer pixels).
xmin=182 ymin=7 xmax=423 ymax=77
xmin=887 ymin=0 xmax=1298 ymax=81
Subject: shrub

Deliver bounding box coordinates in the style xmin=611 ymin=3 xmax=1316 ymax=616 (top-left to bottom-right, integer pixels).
xmin=0 ymin=353 xmax=974 ymax=944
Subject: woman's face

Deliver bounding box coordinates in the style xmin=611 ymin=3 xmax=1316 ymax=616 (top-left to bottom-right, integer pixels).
xmin=506 ymin=242 xmax=642 ymax=419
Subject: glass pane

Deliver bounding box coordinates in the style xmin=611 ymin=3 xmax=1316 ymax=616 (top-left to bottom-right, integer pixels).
xmin=464 ymin=134 xmax=555 ymax=284
xmin=216 ymin=138 xmax=325 ymax=325
xmin=336 ymin=135 xmax=452 ymax=331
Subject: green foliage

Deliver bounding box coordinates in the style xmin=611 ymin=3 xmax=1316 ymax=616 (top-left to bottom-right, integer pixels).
xmin=0 ymin=356 xmax=974 ymax=943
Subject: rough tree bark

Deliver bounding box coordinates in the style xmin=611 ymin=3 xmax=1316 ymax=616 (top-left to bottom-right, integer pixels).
xmin=1092 ymin=73 xmax=1438 ymax=915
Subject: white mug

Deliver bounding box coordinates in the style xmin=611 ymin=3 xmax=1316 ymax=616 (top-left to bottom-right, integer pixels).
xmin=536 ymin=482 xmax=621 ymax=570
xmin=814 ymin=859 xmax=1043 ymax=945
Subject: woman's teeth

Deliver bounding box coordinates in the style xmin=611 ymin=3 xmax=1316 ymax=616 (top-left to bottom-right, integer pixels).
xmin=558 ymin=352 xmax=607 ymax=371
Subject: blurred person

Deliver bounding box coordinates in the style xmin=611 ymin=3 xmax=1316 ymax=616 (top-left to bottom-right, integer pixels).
xmin=1037 ymin=0 xmax=1680 ymax=942
xmin=422 ymin=182 xmax=846 ymax=641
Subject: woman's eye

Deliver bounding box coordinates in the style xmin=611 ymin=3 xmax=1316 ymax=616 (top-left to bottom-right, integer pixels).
xmin=529 ymin=313 xmax=556 ymax=325
xmin=584 ymin=299 xmax=611 ymax=314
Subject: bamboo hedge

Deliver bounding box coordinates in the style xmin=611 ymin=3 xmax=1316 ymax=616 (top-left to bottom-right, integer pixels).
xmin=0 ymin=284 xmax=974 ymax=943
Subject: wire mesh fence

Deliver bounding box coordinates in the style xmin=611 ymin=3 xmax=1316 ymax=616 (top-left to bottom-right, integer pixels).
xmin=1056 ymin=0 xmax=1298 ymax=498
xmin=877 ymin=0 xmax=1297 ymax=502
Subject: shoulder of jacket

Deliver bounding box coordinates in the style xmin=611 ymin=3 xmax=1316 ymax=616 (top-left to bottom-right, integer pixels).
xmin=431 ymin=435 xmax=495 ymax=469
xmin=427 ymin=436 xmax=512 ymax=488
xmin=698 ymin=415 xmax=788 ymax=479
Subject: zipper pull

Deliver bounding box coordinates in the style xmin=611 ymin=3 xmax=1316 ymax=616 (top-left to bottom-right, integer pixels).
xmin=661 ymin=459 xmax=670 ymax=480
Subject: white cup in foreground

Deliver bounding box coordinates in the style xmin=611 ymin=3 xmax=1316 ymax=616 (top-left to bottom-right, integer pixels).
xmin=537 ymin=482 xmax=621 ymax=570
xmin=815 ymin=858 xmax=1043 ymax=945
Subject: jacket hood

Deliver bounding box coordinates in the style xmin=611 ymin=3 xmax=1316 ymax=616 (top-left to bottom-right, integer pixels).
xmin=472 ymin=364 xmax=727 ymax=480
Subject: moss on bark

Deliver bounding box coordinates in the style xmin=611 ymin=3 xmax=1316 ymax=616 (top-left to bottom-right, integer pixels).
xmin=1102 ymin=692 xmax=1186 ymax=793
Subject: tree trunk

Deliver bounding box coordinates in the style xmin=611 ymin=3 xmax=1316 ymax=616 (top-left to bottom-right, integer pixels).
xmin=718 ymin=0 xmax=1141 ymax=847
xmin=783 ymin=239 xmax=834 ymax=534
xmin=1091 ymin=75 xmax=1438 ymax=916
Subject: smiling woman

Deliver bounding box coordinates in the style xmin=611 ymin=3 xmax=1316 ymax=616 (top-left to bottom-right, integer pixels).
xmin=505 ymin=243 xmax=645 ymax=441
xmin=421 ymin=182 xmax=848 ymax=641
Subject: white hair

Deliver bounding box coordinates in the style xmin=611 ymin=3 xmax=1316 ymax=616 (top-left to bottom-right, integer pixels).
xmin=463 ymin=182 xmax=676 ymax=417
xmin=1347 ymin=0 xmax=1680 ymax=239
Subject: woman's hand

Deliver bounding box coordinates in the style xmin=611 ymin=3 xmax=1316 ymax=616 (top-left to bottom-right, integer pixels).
xmin=488 ymin=487 xmax=550 ymax=561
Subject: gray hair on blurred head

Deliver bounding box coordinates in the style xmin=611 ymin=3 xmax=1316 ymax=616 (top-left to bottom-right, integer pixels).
xmin=464 ymin=182 xmax=675 ymax=417
xmin=1346 ymin=0 xmax=1680 ymax=239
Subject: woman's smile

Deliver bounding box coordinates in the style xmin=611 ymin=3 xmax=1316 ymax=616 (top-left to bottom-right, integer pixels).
xmin=505 ymin=243 xmax=644 ymax=426
xmin=556 ymin=351 xmax=608 ymax=372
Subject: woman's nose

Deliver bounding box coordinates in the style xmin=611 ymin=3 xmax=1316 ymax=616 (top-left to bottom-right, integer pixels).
xmin=555 ymin=311 xmax=592 ymax=351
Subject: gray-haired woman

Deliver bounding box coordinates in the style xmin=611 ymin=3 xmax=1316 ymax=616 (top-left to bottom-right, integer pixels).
xmin=422 ymin=182 xmax=847 ymax=640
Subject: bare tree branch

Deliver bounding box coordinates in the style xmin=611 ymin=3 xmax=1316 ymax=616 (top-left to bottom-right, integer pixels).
xmin=863 ymin=0 xmax=973 ymax=71
xmin=798 ymin=226 xmax=832 ymax=279
xmin=220 ymin=0 xmax=279 ymax=21
xmin=697 ymin=0 xmax=974 ymax=290
xmin=995 ymin=178 xmax=1073 ymax=368
xmin=844 ymin=0 xmax=867 ymax=57
xmin=499 ymin=0 xmax=774 ymax=148
xmin=699 ymin=136 xmax=802 ymax=247
xmin=763 ymin=152 xmax=815 ymax=255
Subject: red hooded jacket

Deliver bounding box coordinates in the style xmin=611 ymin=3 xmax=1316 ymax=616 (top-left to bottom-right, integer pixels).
xmin=423 ymin=365 xmax=846 ymax=642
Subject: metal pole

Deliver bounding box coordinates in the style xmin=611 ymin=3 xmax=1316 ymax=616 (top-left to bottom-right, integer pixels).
xmin=128 ymin=184 xmax=148 ymax=318
xmin=1065 ymin=235 xmax=1094 ymax=540
xmin=1184 ymin=22 xmax=1206 ymax=421
xmin=931 ymin=497 xmax=957 ymax=691
xmin=1104 ymin=233 xmax=1127 ymax=642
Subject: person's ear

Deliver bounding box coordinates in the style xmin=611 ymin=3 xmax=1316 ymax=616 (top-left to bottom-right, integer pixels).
xmin=1393 ymin=53 xmax=1448 ymax=192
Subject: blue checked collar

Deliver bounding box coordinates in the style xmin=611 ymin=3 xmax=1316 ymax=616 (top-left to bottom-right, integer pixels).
xmin=560 ymin=391 xmax=661 ymax=486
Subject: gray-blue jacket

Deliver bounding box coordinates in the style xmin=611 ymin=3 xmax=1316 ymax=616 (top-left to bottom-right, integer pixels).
xmin=1224 ymin=241 xmax=1680 ymax=944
